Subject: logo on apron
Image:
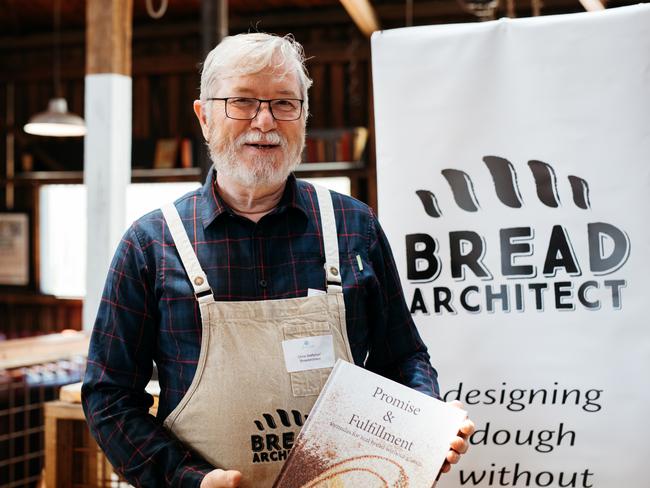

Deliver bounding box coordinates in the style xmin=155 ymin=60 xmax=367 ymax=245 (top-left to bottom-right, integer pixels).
xmin=251 ymin=409 xmax=308 ymax=464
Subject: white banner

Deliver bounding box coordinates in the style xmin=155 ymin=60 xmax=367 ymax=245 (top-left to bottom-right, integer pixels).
xmin=372 ymin=6 xmax=650 ymax=487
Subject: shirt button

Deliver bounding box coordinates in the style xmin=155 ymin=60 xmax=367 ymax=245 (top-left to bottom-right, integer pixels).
xmin=259 ymin=279 xmax=267 ymax=288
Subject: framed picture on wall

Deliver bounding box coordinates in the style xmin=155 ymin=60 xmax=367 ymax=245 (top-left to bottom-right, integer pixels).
xmin=0 ymin=213 xmax=29 ymax=286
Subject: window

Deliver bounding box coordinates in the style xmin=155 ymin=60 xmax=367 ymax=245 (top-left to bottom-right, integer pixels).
xmin=39 ymin=182 xmax=200 ymax=297
xmin=39 ymin=178 xmax=351 ymax=298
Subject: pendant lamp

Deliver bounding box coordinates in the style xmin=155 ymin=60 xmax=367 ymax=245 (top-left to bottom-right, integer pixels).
xmin=24 ymin=98 xmax=86 ymax=137
xmin=23 ymin=0 xmax=86 ymax=137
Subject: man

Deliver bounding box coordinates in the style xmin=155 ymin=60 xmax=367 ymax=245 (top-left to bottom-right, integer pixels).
xmin=83 ymin=33 xmax=474 ymax=488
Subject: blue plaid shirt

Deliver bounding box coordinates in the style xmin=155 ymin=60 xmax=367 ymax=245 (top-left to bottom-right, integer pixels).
xmin=82 ymin=169 xmax=439 ymax=487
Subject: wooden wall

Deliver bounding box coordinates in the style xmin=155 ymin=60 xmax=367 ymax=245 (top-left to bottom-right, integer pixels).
xmin=0 ymin=22 xmax=371 ymax=168
xmin=0 ymin=293 xmax=82 ymax=339
xmin=0 ymin=17 xmax=373 ymax=338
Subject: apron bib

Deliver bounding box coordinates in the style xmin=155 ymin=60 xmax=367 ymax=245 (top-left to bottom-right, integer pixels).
xmin=160 ymin=185 xmax=353 ymax=487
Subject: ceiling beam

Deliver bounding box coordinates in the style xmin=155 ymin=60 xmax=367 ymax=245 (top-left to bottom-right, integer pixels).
xmin=1 ymin=0 xmax=609 ymax=52
xmin=339 ymin=0 xmax=381 ymax=37
xmin=578 ymin=0 xmax=605 ymax=11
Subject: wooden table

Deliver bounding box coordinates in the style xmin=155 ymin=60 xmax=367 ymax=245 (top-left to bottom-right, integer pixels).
xmin=43 ymin=383 xmax=158 ymax=487
xmin=44 ymin=401 xmax=113 ymax=488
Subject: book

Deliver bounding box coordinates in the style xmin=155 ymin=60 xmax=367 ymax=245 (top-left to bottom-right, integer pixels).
xmin=352 ymin=127 xmax=368 ymax=162
xmin=305 ymin=137 xmax=317 ymax=163
xmin=315 ymin=138 xmax=326 ymax=163
xmin=273 ymin=359 xmax=467 ymax=488
xmin=339 ymin=130 xmax=353 ymax=161
xmin=303 ymin=128 xmax=366 ymax=163
xmin=180 ymin=138 xmax=194 ymax=168
xmin=153 ymin=138 xmax=179 ymax=169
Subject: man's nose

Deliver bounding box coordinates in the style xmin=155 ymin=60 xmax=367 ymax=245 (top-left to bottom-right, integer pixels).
xmin=251 ymin=102 xmax=276 ymax=131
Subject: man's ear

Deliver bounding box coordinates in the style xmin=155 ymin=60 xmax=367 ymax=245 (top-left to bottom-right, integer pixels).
xmin=193 ymin=100 xmax=210 ymax=141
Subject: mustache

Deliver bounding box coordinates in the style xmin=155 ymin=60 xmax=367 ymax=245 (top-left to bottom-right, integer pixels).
xmin=236 ymin=131 xmax=284 ymax=146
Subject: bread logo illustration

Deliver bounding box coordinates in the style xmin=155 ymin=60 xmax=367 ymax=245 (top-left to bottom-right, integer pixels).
xmin=300 ymin=455 xmax=409 ymax=488
xmin=415 ymin=155 xmax=592 ymax=217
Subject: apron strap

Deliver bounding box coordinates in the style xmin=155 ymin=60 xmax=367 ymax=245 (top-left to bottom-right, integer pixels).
xmin=161 ymin=203 xmax=215 ymax=304
xmin=313 ymin=184 xmax=342 ymax=294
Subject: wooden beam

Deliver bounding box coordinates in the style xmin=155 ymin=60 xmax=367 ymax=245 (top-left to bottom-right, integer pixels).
xmin=340 ymin=0 xmax=381 ymax=37
xmin=579 ymin=0 xmax=605 ymax=10
xmin=5 ymin=82 xmax=14 ymax=209
xmin=199 ymin=0 xmax=229 ymax=179
xmin=0 ymin=1 xmax=469 ymax=54
xmin=202 ymin=0 xmax=228 ymax=57
xmin=86 ymin=0 xmax=133 ymax=75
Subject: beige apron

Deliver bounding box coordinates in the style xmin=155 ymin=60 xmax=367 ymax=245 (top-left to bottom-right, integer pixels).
xmin=160 ymin=185 xmax=353 ymax=487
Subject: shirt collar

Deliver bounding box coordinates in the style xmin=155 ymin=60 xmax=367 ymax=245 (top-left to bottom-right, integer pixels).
xmin=200 ymin=167 xmax=309 ymax=228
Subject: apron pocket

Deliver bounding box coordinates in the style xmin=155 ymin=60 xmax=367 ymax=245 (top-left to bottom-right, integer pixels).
xmin=283 ymin=322 xmax=334 ymax=397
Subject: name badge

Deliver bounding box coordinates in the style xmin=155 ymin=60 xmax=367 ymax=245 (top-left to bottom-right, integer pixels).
xmin=282 ymin=334 xmax=335 ymax=373
xmin=307 ymin=288 xmax=326 ymax=297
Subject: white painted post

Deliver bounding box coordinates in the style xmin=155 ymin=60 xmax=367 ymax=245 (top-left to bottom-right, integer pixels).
xmin=83 ymin=74 xmax=131 ymax=330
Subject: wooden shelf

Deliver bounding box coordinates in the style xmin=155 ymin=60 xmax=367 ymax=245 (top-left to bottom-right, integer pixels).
xmin=4 ymin=164 xmax=362 ymax=184
xmin=132 ymin=167 xmax=202 ymax=182
xmin=133 ymin=167 xmax=202 ymax=179
xmin=0 ymin=330 xmax=89 ymax=370
xmin=6 ymin=167 xmax=202 ymax=185
xmin=12 ymin=171 xmax=84 ymax=184
xmin=295 ymin=161 xmax=365 ymax=173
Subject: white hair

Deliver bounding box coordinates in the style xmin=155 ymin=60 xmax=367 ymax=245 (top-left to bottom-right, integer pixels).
xmin=200 ymin=33 xmax=312 ymax=116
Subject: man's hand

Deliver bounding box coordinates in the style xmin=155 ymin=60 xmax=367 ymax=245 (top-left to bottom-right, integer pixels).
xmin=439 ymin=400 xmax=475 ymax=477
xmin=200 ymin=469 xmax=242 ymax=488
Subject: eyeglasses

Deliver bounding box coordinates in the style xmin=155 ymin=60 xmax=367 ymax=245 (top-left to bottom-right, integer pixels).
xmin=206 ymin=97 xmax=304 ymax=121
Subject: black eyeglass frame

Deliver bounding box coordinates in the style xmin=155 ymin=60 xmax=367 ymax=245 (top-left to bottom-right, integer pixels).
xmin=205 ymin=97 xmax=304 ymax=121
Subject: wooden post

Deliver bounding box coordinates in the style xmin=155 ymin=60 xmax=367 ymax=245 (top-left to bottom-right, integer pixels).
xmin=83 ymin=0 xmax=133 ymax=330
xmin=201 ymin=0 xmax=228 ymax=59
xmin=86 ymin=0 xmax=132 ymax=77
xmin=199 ymin=0 xmax=229 ymax=179
xmin=5 ymin=83 xmax=14 ymax=209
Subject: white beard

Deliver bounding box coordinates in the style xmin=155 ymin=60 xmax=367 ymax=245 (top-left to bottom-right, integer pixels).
xmin=207 ymin=126 xmax=304 ymax=187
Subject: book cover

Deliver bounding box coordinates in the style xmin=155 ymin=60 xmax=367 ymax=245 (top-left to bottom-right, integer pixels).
xmin=315 ymin=138 xmax=326 ymax=163
xmin=339 ymin=131 xmax=353 ymax=162
xmin=273 ymin=360 xmax=466 ymax=488
xmin=305 ymin=137 xmax=317 ymax=163
xmin=180 ymin=138 xmax=193 ymax=168
xmin=153 ymin=138 xmax=179 ymax=169
xmin=352 ymin=127 xmax=368 ymax=162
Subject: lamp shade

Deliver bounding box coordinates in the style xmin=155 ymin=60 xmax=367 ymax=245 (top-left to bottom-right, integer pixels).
xmin=24 ymin=98 xmax=86 ymax=137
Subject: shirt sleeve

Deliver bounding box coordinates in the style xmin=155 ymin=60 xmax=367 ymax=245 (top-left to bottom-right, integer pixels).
xmin=363 ymin=210 xmax=441 ymax=399
xmin=81 ymin=224 xmax=213 ymax=487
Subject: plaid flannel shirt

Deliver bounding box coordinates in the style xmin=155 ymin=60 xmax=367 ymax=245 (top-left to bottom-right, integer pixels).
xmin=82 ymin=169 xmax=439 ymax=487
